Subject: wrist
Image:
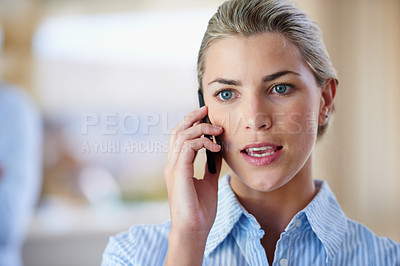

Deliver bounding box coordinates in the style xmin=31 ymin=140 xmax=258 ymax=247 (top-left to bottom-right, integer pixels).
xmin=166 ymin=230 xmax=208 ymax=266
xmin=168 ymin=229 xmax=208 ymax=249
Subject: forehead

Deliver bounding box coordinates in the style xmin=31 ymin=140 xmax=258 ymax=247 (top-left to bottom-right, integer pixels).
xmin=203 ymin=33 xmax=307 ymax=81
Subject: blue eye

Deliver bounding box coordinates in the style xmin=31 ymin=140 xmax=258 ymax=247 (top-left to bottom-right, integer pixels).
xmin=272 ymin=84 xmax=294 ymax=95
xmin=218 ymin=90 xmax=233 ymax=101
xmin=274 ymin=84 xmax=288 ymax=94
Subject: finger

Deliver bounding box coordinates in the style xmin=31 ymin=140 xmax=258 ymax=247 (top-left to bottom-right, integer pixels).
xmin=168 ymin=107 xmax=208 ymax=158
xmin=174 ymin=123 xmax=222 ymax=152
xmin=168 ymin=119 xmax=202 ymax=161
xmin=168 ymin=124 xmax=223 ymax=169
xmin=194 ymin=152 xmax=223 ymax=204
xmin=176 ymin=138 xmax=221 ymax=171
xmin=191 ymin=152 xmax=222 ymax=206
xmin=177 ymin=106 xmax=208 ymax=132
xmin=181 ymin=123 xmax=223 ymax=141
xmin=165 ymin=138 xmax=219 ymax=201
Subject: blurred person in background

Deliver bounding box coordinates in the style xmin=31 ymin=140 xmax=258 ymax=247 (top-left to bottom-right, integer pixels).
xmin=0 ymin=82 xmax=42 ymax=266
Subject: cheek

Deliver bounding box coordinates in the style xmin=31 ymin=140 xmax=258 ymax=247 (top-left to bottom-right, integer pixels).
xmin=209 ymin=110 xmax=242 ymax=154
xmin=280 ymin=109 xmax=319 ymax=136
xmin=282 ymin=108 xmax=319 ymax=159
xmin=277 ymin=94 xmax=320 ymax=135
xmin=209 ymin=108 xmax=242 ymax=136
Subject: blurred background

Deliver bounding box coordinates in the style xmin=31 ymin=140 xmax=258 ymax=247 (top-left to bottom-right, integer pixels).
xmin=0 ymin=0 xmax=399 ymax=265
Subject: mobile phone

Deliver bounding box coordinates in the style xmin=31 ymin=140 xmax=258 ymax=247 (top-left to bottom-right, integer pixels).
xmin=197 ymin=89 xmax=217 ymax=174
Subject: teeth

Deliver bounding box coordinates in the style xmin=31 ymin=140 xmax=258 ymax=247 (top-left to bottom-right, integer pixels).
xmin=245 ymin=146 xmax=276 ymax=157
xmin=247 ymin=150 xmax=276 ymax=157
xmin=246 ymin=146 xmax=274 ymax=152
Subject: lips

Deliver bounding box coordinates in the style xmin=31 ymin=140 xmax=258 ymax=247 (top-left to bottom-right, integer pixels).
xmin=240 ymin=143 xmax=283 ymax=166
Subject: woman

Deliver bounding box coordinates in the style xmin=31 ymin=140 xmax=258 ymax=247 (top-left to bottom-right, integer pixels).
xmin=102 ymin=0 xmax=400 ymax=265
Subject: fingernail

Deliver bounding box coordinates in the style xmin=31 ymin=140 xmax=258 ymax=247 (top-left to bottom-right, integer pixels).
xmin=214 ymin=125 xmax=222 ymax=130
xmin=200 ymin=106 xmax=206 ymax=110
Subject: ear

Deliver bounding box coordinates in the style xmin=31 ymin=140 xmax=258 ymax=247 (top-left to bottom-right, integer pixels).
xmin=318 ymin=78 xmax=337 ymax=125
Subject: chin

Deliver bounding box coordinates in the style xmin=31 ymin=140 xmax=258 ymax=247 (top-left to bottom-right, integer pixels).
xmin=233 ymin=167 xmax=291 ymax=193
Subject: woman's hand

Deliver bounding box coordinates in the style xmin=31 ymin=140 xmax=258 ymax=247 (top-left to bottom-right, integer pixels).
xmin=164 ymin=106 xmax=223 ymax=266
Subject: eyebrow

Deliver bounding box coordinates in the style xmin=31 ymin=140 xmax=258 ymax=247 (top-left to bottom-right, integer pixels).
xmin=208 ymin=78 xmax=241 ymax=86
xmin=263 ymin=70 xmax=300 ymax=82
xmin=207 ymin=70 xmax=300 ymax=86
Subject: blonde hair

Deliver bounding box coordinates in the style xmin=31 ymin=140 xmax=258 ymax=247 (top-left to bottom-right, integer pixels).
xmin=197 ymin=0 xmax=338 ymax=137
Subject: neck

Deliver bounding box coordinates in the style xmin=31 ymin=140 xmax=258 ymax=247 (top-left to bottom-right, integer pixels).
xmin=230 ymin=158 xmax=317 ymax=236
xmin=229 ymin=155 xmax=317 ymax=265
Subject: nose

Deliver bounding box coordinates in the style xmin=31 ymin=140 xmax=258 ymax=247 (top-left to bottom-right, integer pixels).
xmin=244 ymin=94 xmax=272 ymax=131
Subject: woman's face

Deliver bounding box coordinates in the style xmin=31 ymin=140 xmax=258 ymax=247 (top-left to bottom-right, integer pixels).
xmin=202 ymin=33 xmax=325 ymax=193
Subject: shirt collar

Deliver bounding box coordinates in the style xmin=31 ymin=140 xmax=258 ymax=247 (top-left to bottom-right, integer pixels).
xmin=204 ymin=176 xmax=348 ymax=261
xmin=302 ymin=180 xmax=348 ymax=261
xmin=204 ymin=174 xmax=245 ymax=257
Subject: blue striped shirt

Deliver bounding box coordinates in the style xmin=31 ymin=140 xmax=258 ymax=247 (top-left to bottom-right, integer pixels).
xmin=102 ymin=175 xmax=400 ymax=265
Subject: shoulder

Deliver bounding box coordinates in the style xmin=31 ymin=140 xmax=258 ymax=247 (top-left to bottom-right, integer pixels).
xmin=0 ymin=83 xmax=40 ymax=139
xmin=102 ymin=221 xmax=171 ymax=266
xmin=308 ymin=180 xmax=399 ymax=264
xmin=340 ymin=219 xmax=400 ymax=264
xmin=0 ymin=83 xmax=36 ymax=115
